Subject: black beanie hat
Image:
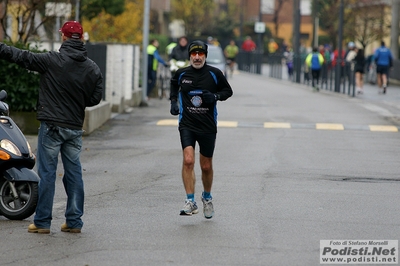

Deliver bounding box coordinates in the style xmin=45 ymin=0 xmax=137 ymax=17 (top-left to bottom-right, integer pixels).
xmin=188 ymin=40 xmax=208 ymax=57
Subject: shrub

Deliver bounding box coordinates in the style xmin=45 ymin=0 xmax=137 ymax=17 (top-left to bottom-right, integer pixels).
xmin=0 ymin=42 xmax=44 ymax=112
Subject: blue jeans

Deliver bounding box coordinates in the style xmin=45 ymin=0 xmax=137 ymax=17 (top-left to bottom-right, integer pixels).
xmin=34 ymin=122 xmax=84 ymax=229
xmin=147 ymin=70 xmax=157 ymax=96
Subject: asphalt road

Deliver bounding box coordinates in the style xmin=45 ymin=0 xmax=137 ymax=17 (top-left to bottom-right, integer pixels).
xmin=1 ymin=71 xmax=399 ymax=266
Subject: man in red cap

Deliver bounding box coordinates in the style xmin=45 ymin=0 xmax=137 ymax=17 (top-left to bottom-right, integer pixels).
xmin=59 ymin=20 xmax=83 ymax=39
xmin=0 ymin=21 xmax=104 ymax=234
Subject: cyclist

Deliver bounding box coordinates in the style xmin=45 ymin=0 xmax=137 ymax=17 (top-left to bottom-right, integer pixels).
xmin=224 ymin=40 xmax=239 ymax=78
xmin=170 ymin=36 xmax=190 ymax=75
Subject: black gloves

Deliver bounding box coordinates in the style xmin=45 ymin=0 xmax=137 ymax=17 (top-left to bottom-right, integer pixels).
xmin=170 ymin=100 xmax=179 ymax=115
xmin=202 ymin=90 xmax=220 ymax=104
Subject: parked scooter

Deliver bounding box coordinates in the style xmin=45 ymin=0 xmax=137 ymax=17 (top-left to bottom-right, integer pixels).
xmin=0 ymin=90 xmax=39 ymax=220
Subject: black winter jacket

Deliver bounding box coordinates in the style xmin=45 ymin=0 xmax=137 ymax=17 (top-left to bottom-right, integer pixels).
xmin=0 ymin=40 xmax=103 ymax=129
xmin=170 ymin=45 xmax=189 ymax=61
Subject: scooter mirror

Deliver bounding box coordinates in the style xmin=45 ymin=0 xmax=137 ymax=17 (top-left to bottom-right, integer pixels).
xmin=0 ymin=90 xmax=7 ymax=101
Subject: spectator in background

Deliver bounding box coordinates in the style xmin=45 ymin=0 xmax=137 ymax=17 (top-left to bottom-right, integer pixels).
xmin=346 ymin=44 xmax=357 ymax=62
xmin=224 ymin=40 xmax=239 ymax=78
xmin=241 ymin=36 xmax=256 ymax=52
xmin=241 ymin=36 xmax=256 ymax=71
xmin=207 ymin=36 xmax=214 ymax=45
xmin=374 ymin=41 xmax=393 ymax=94
xmin=323 ymin=45 xmax=332 ymax=67
xmin=366 ymin=54 xmax=376 ymax=85
xmin=166 ymin=40 xmax=177 ymax=58
xmin=280 ymin=41 xmax=288 ymax=54
xmin=345 ymin=42 xmax=357 ymax=81
xmin=213 ymin=38 xmax=220 ymax=47
xmin=207 ymin=36 xmax=220 ymax=46
xmin=170 ymin=36 xmax=190 ymax=75
xmin=283 ymin=46 xmax=294 ymax=79
xmin=345 ymin=42 xmax=355 ymax=59
xmin=305 ymin=47 xmax=324 ymax=91
xmin=319 ymin=44 xmax=330 ymax=84
xmin=300 ymin=42 xmax=310 ymax=84
xmin=332 ymin=46 xmax=346 ymax=79
xmin=268 ymin=39 xmax=279 ymax=55
xmin=147 ymin=39 xmax=168 ymax=98
xmin=170 ymin=36 xmax=189 ymax=62
xmin=354 ymin=48 xmax=366 ymax=94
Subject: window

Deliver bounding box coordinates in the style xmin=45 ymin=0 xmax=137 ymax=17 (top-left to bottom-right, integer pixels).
xmin=261 ymin=0 xmax=274 ymax=15
xmin=300 ymin=0 xmax=311 ymax=16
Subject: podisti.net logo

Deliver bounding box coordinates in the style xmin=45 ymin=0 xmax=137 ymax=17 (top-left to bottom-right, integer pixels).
xmin=320 ymin=240 xmax=398 ymax=264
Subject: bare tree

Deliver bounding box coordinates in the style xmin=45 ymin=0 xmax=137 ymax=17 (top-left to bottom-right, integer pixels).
xmin=0 ymin=0 xmax=125 ymax=44
xmin=0 ymin=0 xmax=58 ymax=44
xmin=347 ymin=2 xmax=389 ymax=50
xmin=272 ymin=0 xmax=290 ymax=37
xmin=171 ymin=0 xmax=215 ymax=39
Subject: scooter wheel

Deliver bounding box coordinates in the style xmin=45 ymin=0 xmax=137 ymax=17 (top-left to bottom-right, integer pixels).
xmin=0 ymin=179 xmax=38 ymax=220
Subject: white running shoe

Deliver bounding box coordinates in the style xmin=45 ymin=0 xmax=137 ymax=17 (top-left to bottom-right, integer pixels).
xmin=180 ymin=200 xmax=198 ymax=216
xmin=201 ymin=197 xmax=214 ymax=219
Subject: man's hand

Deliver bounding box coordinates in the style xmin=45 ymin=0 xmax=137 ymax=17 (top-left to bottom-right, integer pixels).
xmin=170 ymin=100 xmax=179 ymax=115
xmin=202 ymin=90 xmax=219 ymax=104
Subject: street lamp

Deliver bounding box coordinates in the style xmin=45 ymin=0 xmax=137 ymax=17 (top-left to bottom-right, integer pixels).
xmin=141 ymin=0 xmax=150 ymax=106
xmin=334 ymin=0 xmax=344 ymax=93
xmin=391 ymin=0 xmax=400 ymax=59
xmin=75 ymin=0 xmax=80 ymax=21
xmin=258 ymin=0 xmax=262 ymax=52
xmin=293 ymin=0 xmax=301 ymax=83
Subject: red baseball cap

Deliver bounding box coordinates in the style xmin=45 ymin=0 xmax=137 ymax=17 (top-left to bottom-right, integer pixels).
xmin=60 ymin=21 xmax=83 ymax=39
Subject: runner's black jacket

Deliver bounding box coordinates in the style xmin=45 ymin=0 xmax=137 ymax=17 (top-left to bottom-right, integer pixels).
xmin=0 ymin=39 xmax=103 ymax=129
xmin=170 ymin=63 xmax=233 ymax=133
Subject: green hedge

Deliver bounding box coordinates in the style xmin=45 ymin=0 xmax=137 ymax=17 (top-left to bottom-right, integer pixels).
xmin=0 ymin=42 xmax=43 ymax=112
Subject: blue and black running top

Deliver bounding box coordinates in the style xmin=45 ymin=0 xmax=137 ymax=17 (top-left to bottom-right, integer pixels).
xmin=374 ymin=45 xmax=393 ymax=67
xmin=170 ymin=64 xmax=233 ymax=133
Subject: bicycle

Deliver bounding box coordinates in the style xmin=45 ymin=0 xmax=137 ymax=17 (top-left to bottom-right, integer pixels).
xmin=157 ymin=65 xmax=170 ymax=100
xmin=226 ymin=59 xmax=235 ymax=78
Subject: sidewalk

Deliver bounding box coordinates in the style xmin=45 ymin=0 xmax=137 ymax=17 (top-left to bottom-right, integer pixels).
xmin=349 ymin=81 xmax=400 ymax=110
xmin=262 ymin=63 xmax=400 ymax=119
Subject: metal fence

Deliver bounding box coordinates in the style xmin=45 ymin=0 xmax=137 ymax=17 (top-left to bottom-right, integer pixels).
xmin=236 ymin=51 xmax=263 ymax=74
xmin=86 ymin=44 xmax=107 ymax=100
xmin=268 ymin=54 xmax=358 ymax=96
xmin=236 ymin=51 xmax=400 ymax=97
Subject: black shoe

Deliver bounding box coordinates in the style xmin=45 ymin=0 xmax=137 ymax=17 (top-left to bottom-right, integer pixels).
xmin=383 ymin=86 xmax=387 ymax=94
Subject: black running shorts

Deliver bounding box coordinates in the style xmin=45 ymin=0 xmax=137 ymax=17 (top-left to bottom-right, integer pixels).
xmin=179 ymin=129 xmax=216 ymax=158
xmin=376 ymin=65 xmax=389 ymax=75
